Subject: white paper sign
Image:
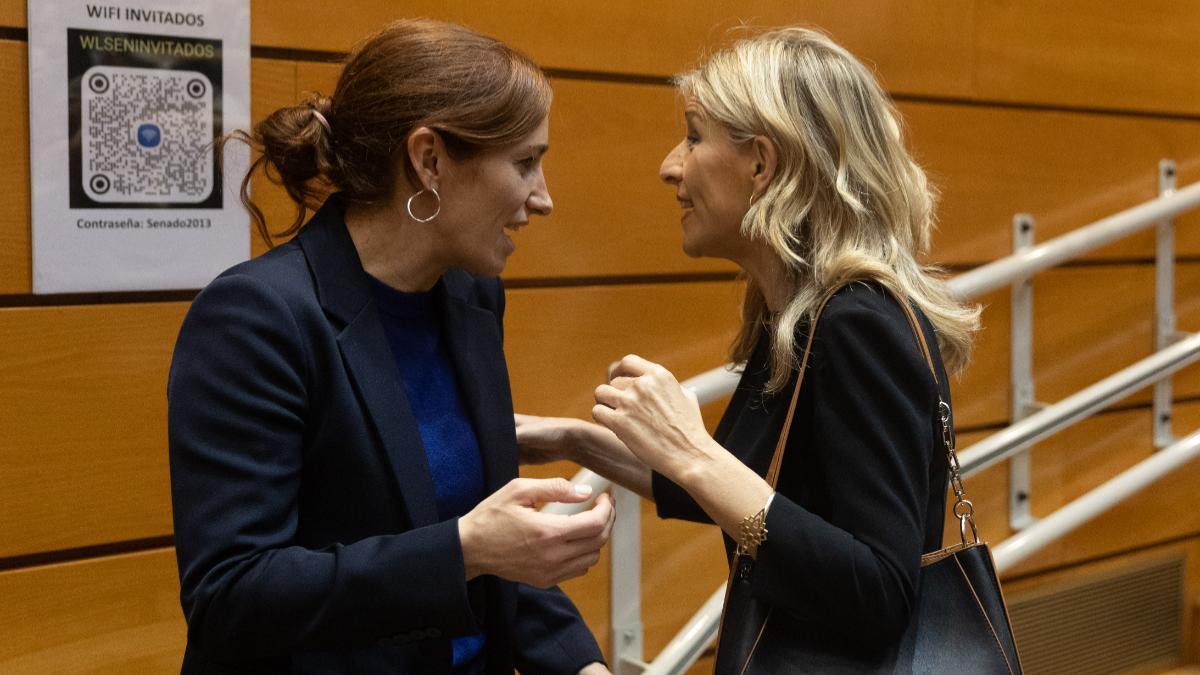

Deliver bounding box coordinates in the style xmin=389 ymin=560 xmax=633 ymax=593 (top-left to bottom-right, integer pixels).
xmin=28 ymin=1 xmax=250 ymax=293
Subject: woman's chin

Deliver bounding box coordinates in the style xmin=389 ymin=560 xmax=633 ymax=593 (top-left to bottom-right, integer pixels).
xmin=460 ymin=253 xmax=509 ymax=279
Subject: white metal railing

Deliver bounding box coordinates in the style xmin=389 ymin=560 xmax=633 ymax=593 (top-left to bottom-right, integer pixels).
xmin=955 ymin=331 xmax=1200 ymax=476
xmin=949 ymin=176 xmax=1200 ymax=299
xmin=543 ymin=161 xmax=1200 ymax=675
xmin=992 ymin=428 xmax=1200 ymax=571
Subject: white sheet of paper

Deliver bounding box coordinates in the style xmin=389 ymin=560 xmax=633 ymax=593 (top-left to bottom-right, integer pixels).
xmin=28 ymin=0 xmax=251 ymax=293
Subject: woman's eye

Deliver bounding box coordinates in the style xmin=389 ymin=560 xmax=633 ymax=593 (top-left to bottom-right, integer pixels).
xmin=685 ymin=134 xmax=699 ymax=147
xmin=517 ymin=157 xmax=536 ymax=174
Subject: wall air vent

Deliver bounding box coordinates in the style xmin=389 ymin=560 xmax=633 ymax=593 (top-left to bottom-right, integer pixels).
xmin=1006 ymin=555 xmax=1184 ymax=674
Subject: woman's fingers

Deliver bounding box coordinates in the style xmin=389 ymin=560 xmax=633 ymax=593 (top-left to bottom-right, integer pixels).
xmin=608 ymin=375 xmax=636 ymax=390
xmin=561 ymin=492 xmax=613 ymax=542
xmin=592 ymin=403 xmax=616 ymax=429
xmin=553 ymin=548 xmax=605 ymax=585
xmin=510 ymin=477 xmax=593 ymax=505
xmin=593 ymin=383 xmax=626 ymax=409
xmin=608 ymin=353 xmax=660 ymax=380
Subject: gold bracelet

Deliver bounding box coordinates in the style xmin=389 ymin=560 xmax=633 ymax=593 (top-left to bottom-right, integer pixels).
xmin=736 ymin=493 xmax=775 ymax=558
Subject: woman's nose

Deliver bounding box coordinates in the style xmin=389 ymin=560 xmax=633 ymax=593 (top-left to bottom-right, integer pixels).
xmin=659 ymin=142 xmax=684 ymax=185
xmin=528 ymin=172 xmax=553 ymax=216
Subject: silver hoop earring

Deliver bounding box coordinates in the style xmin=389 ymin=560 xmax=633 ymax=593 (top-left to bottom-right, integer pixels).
xmin=406 ymin=187 xmax=441 ymax=223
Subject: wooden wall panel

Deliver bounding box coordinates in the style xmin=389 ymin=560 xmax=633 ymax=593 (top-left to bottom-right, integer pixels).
xmin=974 ymin=1 xmax=1200 ymax=117
xmin=0 ymin=39 xmax=29 ymax=295
xmin=0 ymin=303 xmax=186 ymax=558
xmin=4 ymin=2 xmax=1199 ymax=112
xmin=0 ymin=0 xmax=21 ymax=27
xmin=257 ymin=1 xmax=1200 ymax=116
xmin=250 ymin=0 xmax=976 ymax=100
xmin=0 ymin=548 xmax=185 ymax=673
xmin=905 ymin=101 xmax=1200 ymax=265
xmin=506 ymin=280 xmax=743 ymax=423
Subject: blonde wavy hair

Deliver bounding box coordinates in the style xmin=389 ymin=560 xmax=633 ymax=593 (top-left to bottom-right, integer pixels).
xmin=676 ymin=26 xmax=979 ymax=392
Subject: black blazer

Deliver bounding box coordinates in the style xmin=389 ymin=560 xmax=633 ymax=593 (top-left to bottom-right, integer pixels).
xmin=653 ymin=282 xmax=952 ymax=654
xmin=168 ymin=197 xmax=602 ymax=674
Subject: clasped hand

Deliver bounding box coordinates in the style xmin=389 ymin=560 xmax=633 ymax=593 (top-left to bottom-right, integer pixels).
xmin=458 ymin=478 xmax=614 ymax=588
xmin=592 ymin=354 xmax=713 ymax=479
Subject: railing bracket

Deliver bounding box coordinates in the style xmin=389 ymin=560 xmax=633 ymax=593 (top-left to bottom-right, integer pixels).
xmin=1010 ymin=213 xmax=1037 ymax=531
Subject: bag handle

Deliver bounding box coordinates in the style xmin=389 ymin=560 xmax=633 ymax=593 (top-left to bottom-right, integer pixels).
xmin=763 ymin=283 xmax=979 ymax=545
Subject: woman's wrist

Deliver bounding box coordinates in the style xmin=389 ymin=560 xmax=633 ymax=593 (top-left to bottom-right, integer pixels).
xmin=561 ymin=419 xmax=598 ymax=464
xmin=569 ymin=420 xmax=621 ymax=465
xmin=669 ymin=436 xmax=727 ymax=490
xmin=457 ymin=514 xmax=484 ymax=580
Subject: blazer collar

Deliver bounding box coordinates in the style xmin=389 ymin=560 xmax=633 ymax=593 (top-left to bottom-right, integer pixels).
xmin=296 ymin=195 xmax=482 ymax=325
xmin=296 ymin=195 xmax=373 ymax=326
xmin=297 ymin=197 xmax=515 ymax=520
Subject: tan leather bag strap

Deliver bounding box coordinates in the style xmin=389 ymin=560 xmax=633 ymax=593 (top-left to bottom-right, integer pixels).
xmin=763 ymin=285 xmax=939 ymax=488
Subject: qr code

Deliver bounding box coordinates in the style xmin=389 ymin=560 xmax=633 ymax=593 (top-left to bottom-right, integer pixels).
xmin=80 ymin=65 xmax=214 ymax=204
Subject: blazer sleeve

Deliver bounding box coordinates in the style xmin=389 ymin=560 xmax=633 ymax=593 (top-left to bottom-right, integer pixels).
xmin=747 ymin=292 xmax=939 ymax=648
xmin=651 ymin=469 xmax=714 ymax=524
xmin=512 ymin=584 xmax=606 ymax=674
xmin=168 ymin=273 xmax=478 ymax=658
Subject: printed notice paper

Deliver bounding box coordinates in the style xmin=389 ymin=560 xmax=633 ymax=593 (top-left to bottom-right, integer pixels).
xmin=28 ymin=1 xmax=250 ymax=293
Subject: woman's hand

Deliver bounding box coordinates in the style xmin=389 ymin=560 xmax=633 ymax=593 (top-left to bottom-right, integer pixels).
xmin=594 ymin=355 xmax=775 ymax=546
xmin=458 ymin=478 xmax=614 ymax=588
xmin=578 ymin=662 xmax=613 ymax=675
xmin=514 ymin=413 xmax=588 ymax=465
xmin=591 ymin=354 xmax=715 ymax=481
xmin=519 ymin=413 xmax=658 ymax=501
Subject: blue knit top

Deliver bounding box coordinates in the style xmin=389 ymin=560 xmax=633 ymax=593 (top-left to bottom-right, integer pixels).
xmin=370 ymin=276 xmax=487 ymax=674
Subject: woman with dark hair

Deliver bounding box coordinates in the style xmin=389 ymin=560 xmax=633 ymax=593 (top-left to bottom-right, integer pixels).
xmin=168 ymin=19 xmax=612 ymax=674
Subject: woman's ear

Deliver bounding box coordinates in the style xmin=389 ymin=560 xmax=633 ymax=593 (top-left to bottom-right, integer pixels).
xmin=405 ymin=126 xmax=442 ymax=190
xmin=750 ymin=135 xmax=778 ymax=198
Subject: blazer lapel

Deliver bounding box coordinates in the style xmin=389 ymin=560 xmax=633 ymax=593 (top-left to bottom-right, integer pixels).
xmin=338 ymin=304 xmax=441 ymax=528
xmin=298 ymin=198 xmax=440 ymax=528
xmin=439 ymin=273 xmax=517 ymax=494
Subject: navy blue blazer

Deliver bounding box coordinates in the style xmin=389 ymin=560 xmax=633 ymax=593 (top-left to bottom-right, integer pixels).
xmin=167 ymin=197 xmax=603 ymax=674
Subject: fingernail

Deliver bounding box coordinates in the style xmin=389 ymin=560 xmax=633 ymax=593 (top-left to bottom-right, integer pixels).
xmin=574 ymin=484 xmax=593 ymax=497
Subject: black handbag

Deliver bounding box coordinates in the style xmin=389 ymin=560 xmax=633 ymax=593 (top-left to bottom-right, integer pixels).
xmin=712 ymin=288 xmax=1023 ymax=674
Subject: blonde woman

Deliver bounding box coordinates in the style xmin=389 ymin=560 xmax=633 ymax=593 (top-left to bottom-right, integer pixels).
xmin=516 ymin=27 xmax=979 ymax=662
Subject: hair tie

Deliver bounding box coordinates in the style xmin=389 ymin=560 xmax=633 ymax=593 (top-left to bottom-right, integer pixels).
xmin=310 ymin=109 xmax=332 ymax=135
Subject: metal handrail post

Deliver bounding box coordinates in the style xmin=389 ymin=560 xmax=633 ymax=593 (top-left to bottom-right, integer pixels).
xmin=1155 ymin=160 xmax=1178 ymax=449
xmin=610 ymin=485 xmax=646 ymax=674
xmin=1009 ymin=214 xmax=1037 ymax=530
